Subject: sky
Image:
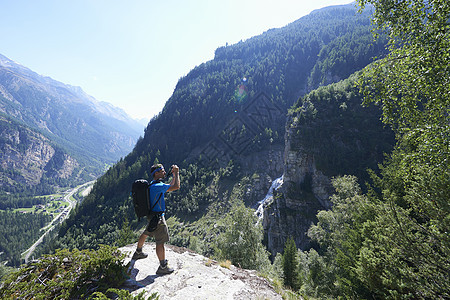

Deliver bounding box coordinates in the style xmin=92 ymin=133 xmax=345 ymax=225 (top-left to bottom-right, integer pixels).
xmin=0 ymin=0 xmax=354 ymax=122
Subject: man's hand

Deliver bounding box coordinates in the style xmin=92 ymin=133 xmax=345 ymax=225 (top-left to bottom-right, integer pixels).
xmin=171 ymin=165 xmax=179 ymax=174
xmin=167 ymin=165 xmax=180 ymax=192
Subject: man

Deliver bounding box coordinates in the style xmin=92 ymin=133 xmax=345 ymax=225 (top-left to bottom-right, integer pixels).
xmin=132 ymin=163 xmax=180 ymax=275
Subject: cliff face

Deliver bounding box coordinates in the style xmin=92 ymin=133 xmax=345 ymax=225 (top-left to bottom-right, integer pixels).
xmin=263 ymin=115 xmax=333 ymax=256
xmin=263 ymin=75 xmax=395 ymax=256
xmin=0 ymin=115 xmax=78 ymax=189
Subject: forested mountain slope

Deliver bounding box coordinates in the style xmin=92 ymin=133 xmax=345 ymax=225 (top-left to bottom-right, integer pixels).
xmin=47 ymin=4 xmax=392 ymax=259
xmin=4 ymin=0 xmax=447 ymax=298
xmin=135 ymin=4 xmax=387 ymax=165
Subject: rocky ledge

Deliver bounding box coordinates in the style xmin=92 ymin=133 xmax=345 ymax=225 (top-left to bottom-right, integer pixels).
xmin=119 ymin=243 xmax=282 ymax=300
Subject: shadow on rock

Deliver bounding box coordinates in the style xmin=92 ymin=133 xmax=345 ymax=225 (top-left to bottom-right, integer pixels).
xmin=122 ymin=259 xmax=158 ymax=291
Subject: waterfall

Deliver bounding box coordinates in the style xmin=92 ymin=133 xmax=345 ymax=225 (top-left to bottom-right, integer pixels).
xmin=255 ymin=175 xmax=283 ymax=221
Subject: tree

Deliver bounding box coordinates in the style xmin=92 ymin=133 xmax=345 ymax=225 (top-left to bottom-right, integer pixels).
xmin=282 ymin=237 xmax=300 ymax=290
xmin=356 ymin=0 xmax=450 ymax=297
xmin=308 ymin=175 xmax=376 ymax=298
xmin=117 ymin=216 xmax=135 ymax=247
xmin=215 ymin=205 xmax=270 ymax=271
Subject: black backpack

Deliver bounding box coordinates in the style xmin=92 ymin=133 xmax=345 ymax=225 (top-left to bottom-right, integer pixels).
xmin=131 ymin=179 xmax=163 ymax=220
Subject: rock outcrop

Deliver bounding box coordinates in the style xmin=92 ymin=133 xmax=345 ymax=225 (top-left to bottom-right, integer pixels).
xmin=262 ymin=115 xmax=333 ymax=256
xmin=0 ymin=115 xmax=78 ymax=188
xmin=119 ymin=243 xmax=282 ymax=300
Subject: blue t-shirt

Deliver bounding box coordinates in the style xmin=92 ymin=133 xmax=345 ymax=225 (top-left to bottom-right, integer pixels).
xmin=149 ymin=181 xmax=170 ymax=212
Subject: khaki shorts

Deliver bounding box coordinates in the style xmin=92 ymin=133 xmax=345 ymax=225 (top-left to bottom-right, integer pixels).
xmin=143 ymin=214 xmax=169 ymax=244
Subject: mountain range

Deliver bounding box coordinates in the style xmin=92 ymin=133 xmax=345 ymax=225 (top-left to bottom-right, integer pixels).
xmin=0 ymin=53 xmax=143 ymax=193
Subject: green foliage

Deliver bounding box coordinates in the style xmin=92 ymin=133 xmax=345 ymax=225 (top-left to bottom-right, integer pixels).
xmin=308 ymin=20 xmax=389 ymax=89
xmin=290 ymin=1 xmax=450 ymax=298
xmin=296 ymin=248 xmax=335 ymax=298
xmin=289 ymin=73 xmax=394 ymax=182
xmin=0 ymin=210 xmax=52 ymax=266
xmin=307 ymin=175 xmax=377 ymax=298
xmin=0 ymin=245 xmax=128 ymax=299
xmin=117 ymin=217 xmax=137 ymax=247
xmin=355 ymin=0 xmax=450 ymax=298
xmin=92 ymin=288 xmax=158 ymax=300
xmin=0 ymin=264 xmax=14 ymax=281
xmin=215 ymin=205 xmax=271 ymax=271
xmin=282 ymin=237 xmax=300 ymax=290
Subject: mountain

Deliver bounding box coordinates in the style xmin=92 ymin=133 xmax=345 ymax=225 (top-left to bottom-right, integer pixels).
xmin=45 ymin=3 xmax=393 ymax=263
xmin=0 ymin=114 xmax=78 ymax=193
xmin=0 ymin=54 xmax=143 ymax=192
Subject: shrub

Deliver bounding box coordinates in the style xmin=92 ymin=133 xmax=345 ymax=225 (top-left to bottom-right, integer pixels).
xmin=0 ymin=245 xmax=129 ymax=299
xmin=215 ymin=205 xmax=271 ymax=271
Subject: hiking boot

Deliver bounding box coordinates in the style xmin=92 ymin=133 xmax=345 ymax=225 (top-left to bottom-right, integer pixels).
xmin=156 ymin=259 xmax=174 ymax=275
xmin=132 ymin=251 xmax=148 ymax=260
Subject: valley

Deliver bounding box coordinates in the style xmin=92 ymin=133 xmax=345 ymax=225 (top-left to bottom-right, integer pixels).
xmin=17 ymin=181 xmax=95 ymax=263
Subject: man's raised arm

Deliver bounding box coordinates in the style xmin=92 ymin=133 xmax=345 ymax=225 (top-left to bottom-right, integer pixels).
xmin=167 ymin=165 xmax=180 ymax=192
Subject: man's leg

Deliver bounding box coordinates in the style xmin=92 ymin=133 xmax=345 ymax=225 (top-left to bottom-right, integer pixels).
xmin=156 ymin=243 xmax=165 ymax=261
xmin=154 ymin=217 xmax=173 ymax=275
xmin=137 ymin=233 xmax=148 ymax=250
xmin=132 ymin=233 xmax=149 ymax=260
xmin=155 ymin=242 xmax=174 ymax=275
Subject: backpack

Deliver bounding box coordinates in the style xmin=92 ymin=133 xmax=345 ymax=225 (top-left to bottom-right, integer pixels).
xmin=131 ymin=179 xmax=163 ymax=220
xmin=131 ymin=179 xmax=150 ymax=219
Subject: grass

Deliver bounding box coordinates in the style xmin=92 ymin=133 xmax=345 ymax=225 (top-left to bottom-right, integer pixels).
xmin=204 ymin=258 xmax=215 ymax=267
xmin=8 ymin=196 xmax=70 ymax=219
xmin=219 ymin=260 xmax=232 ymax=269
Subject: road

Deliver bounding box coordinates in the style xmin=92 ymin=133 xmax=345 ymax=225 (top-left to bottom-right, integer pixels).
xmin=21 ymin=181 xmax=95 ymax=263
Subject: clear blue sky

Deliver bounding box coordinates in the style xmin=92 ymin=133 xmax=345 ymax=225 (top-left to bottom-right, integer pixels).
xmin=0 ymin=0 xmax=353 ymax=121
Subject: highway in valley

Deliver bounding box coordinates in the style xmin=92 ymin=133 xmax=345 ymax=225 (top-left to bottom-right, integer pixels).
xmin=21 ymin=181 xmax=95 ymax=263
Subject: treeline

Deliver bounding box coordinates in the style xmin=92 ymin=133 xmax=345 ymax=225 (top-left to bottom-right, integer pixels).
xmin=0 ymin=210 xmax=52 ymax=266
xmin=0 ymin=193 xmax=46 ymax=210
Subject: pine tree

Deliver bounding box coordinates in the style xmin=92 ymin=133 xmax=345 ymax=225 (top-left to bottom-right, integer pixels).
xmin=282 ymin=237 xmax=299 ymax=290
xmin=117 ymin=217 xmax=135 ymax=247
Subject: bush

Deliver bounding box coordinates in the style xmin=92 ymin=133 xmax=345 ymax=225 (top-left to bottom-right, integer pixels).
xmin=215 ymin=205 xmax=271 ymax=271
xmin=0 ymin=245 xmax=129 ymax=299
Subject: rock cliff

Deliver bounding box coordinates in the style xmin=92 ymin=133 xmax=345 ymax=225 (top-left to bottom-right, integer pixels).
xmin=119 ymin=243 xmax=282 ymax=300
xmin=262 ymin=114 xmax=333 ymax=256
xmin=0 ymin=115 xmax=78 ymax=189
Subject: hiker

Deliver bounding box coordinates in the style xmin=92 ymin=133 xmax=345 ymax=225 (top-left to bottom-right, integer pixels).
xmin=132 ymin=163 xmax=180 ymax=275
